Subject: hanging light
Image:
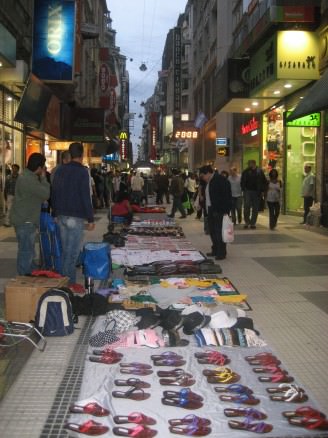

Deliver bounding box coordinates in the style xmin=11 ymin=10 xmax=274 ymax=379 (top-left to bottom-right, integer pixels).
xmin=139 ymin=62 xmax=147 ymax=71
xmin=138 ymin=113 xmax=143 ymax=118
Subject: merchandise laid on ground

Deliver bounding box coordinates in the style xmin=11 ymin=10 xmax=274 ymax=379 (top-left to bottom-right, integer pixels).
xmin=0 ymin=209 xmax=327 ymax=437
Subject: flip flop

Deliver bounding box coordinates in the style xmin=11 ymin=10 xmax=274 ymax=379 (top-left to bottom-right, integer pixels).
xmin=150 ymin=351 xmax=183 ymax=361
xmin=214 ymin=384 xmax=253 ymax=394
xmin=224 ymin=407 xmax=267 ymax=420
xmin=169 ymin=425 xmax=211 ymax=436
xmin=69 ymin=402 xmax=110 ymax=417
xmin=168 ymin=415 xmax=211 ymax=427
xmin=282 ymin=406 xmax=326 ymax=419
xmin=244 ymin=352 xmax=277 ymax=363
xmin=219 ymin=394 xmax=260 ymax=405
xmin=270 ymin=385 xmax=308 ymax=403
xmin=89 ymin=355 xmax=121 ymax=364
xmin=92 ymin=349 xmax=123 ymax=358
xmin=65 ymin=419 xmax=109 ymax=435
xmin=196 ymin=351 xmax=230 ymax=366
xmin=259 ymin=372 xmax=294 ymax=383
xmin=114 ymin=378 xmax=151 ymax=388
xmin=162 ymin=397 xmax=203 ymax=410
xmin=153 ymin=359 xmax=186 ymax=367
xmin=120 ymin=363 xmax=152 ymax=369
xmin=159 ymin=375 xmax=195 ymax=387
xmin=252 ymin=365 xmax=283 ymax=373
xmin=113 ymin=424 xmax=157 ymax=437
xmin=120 ymin=368 xmax=153 ymax=376
xmin=112 ymin=387 xmax=150 ymax=401
xmin=157 ymin=368 xmax=188 ymax=378
xmin=113 ymin=412 xmax=156 ymax=426
xmin=266 ymin=384 xmax=304 ymax=394
xmin=228 ymin=420 xmax=273 ymax=433
xmin=163 ymin=389 xmax=204 ymax=402
xmin=288 ymin=417 xmax=328 ymax=430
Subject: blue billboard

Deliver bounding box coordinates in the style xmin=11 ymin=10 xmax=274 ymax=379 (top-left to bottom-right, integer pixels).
xmin=32 ymin=0 xmax=75 ymax=82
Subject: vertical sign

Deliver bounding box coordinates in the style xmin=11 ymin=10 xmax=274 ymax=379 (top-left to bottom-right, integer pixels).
xmin=32 ymin=0 xmax=75 ymax=82
xmin=119 ymin=131 xmax=128 ymax=160
xmin=150 ymin=112 xmax=157 ymax=160
xmin=173 ymin=27 xmax=181 ymax=121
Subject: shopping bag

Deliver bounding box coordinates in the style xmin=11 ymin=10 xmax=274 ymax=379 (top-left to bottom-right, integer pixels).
xmin=222 ymin=215 xmax=234 ymax=243
xmin=81 ymin=242 xmax=111 ymax=280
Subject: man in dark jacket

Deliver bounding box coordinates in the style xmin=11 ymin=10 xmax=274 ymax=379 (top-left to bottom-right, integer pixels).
xmin=52 ymin=142 xmax=95 ymax=284
xmin=199 ymin=165 xmax=232 ymax=260
xmin=241 ymin=160 xmax=267 ymax=229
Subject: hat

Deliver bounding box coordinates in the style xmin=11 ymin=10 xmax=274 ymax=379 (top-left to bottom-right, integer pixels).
xmin=209 ymin=308 xmax=238 ymax=329
xmin=182 ymin=311 xmax=211 ymax=335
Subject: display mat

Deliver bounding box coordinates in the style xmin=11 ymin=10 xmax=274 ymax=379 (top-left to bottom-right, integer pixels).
xmin=66 ymin=319 xmax=328 ymax=438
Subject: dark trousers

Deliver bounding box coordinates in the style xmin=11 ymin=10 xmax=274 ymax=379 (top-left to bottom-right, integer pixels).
xmin=207 ymin=209 xmax=226 ymax=258
xmin=244 ymin=190 xmax=260 ymax=226
xmin=170 ymin=195 xmax=186 ymax=217
xmin=231 ymin=196 xmax=243 ymax=224
xmin=303 ymin=196 xmax=314 ymax=223
xmin=267 ymin=201 xmax=280 ymax=229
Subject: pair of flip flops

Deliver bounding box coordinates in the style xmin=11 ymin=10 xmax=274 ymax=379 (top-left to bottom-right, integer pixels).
xmin=120 ymin=362 xmax=153 ymax=376
xmin=168 ymin=414 xmax=211 ymax=436
xmin=214 ymin=384 xmax=259 ymax=405
xmin=89 ymin=349 xmax=123 ymax=364
xmin=162 ymin=389 xmax=204 ymax=410
xmin=282 ymin=406 xmax=328 ymax=430
xmin=202 ymin=367 xmax=240 ymax=384
xmin=194 ymin=350 xmax=230 ymax=366
xmin=267 ymin=383 xmax=308 ymax=403
xmin=112 ymin=386 xmax=150 ymax=401
xmin=150 ymin=351 xmax=186 ymax=367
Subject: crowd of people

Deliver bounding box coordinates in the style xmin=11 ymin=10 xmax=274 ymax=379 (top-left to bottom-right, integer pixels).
xmin=1 ymin=143 xmax=316 ymax=279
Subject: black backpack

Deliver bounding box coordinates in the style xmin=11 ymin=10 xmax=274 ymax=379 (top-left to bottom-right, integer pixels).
xmin=35 ymin=288 xmax=75 ymax=336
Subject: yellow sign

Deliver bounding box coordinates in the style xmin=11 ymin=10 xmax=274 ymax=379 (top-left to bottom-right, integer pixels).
xmin=174 ymin=130 xmax=198 ymax=139
xmin=119 ymin=131 xmax=128 ymax=140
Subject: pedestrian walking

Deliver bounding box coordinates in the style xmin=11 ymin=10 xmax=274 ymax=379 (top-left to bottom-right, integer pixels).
xmin=167 ymin=169 xmax=186 ymax=219
xmin=228 ymin=167 xmax=243 ymax=225
xmin=266 ymin=169 xmax=282 ymax=230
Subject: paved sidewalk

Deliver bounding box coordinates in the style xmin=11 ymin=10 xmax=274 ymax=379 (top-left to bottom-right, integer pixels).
xmin=0 ymin=209 xmax=327 ymax=437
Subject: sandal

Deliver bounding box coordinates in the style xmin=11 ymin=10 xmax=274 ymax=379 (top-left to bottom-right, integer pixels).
xmin=247 ymin=356 xmax=281 ymax=366
xmin=92 ymin=348 xmax=123 ymax=358
xmin=150 ymin=351 xmax=183 ymax=361
xmin=159 ymin=374 xmax=195 ymax=387
xmin=157 ymin=368 xmax=188 ymax=378
xmin=168 ymin=415 xmax=211 ymax=427
xmin=224 ymin=408 xmax=267 ymax=420
xmin=162 ymin=397 xmax=203 ymax=410
xmin=153 ymin=358 xmax=186 ymax=367
xmin=228 ymin=419 xmax=273 ymax=433
xmin=244 ymin=352 xmax=278 ymax=363
xmin=219 ymin=393 xmax=260 ymax=405
xmin=113 ymin=412 xmax=156 ymax=426
xmin=69 ymin=402 xmax=110 ymax=417
xmin=120 ymin=363 xmax=152 ymax=369
xmin=114 ymin=378 xmax=151 ymax=388
xmin=196 ymin=351 xmax=230 ymax=366
xmin=288 ymin=416 xmax=328 ymax=430
xmin=203 ymin=368 xmax=240 ymax=384
xmin=169 ymin=425 xmax=211 ymax=436
xmin=266 ymin=383 xmax=303 ymax=394
xmin=258 ymin=371 xmax=294 ymax=383
xmin=163 ymin=389 xmax=203 ymax=402
xmin=112 ymin=387 xmax=151 ymax=401
xmin=120 ymin=368 xmax=153 ymax=376
xmin=270 ymin=385 xmax=308 ymax=403
xmin=214 ymin=384 xmax=253 ymax=395
xmin=252 ymin=365 xmax=283 ymax=373
xmin=113 ymin=425 xmax=157 ymax=437
xmin=65 ymin=419 xmax=109 ymax=435
xmin=282 ymin=406 xmax=326 ymax=419
xmin=89 ymin=355 xmax=122 ymax=364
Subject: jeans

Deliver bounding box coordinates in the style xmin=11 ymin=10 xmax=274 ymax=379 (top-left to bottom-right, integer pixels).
xmin=231 ymin=196 xmax=243 ymax=224
xmin=15 ymin=222 xmax=37 ymax=275
xmin=58 ymin=216 xmax=85 ymax=284
xmin=267 ymin=201 xmax=280 ymax=229
xmin=244 ymin=190 xmax=261 ymax=226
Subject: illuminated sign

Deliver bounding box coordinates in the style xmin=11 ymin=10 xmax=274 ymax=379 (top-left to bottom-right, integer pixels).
xmin=32 ymin=0 xmax=75 ymax=82
xmin=216 ymin=147 xmax=230 ymax=157
xmin=284 ymin=111 xmax=320 ymax=127
xmin=216 ymin=138 xmax=230 ymax=146
xmin=241 ymin=117 xmax=260 ymax=134
xmin=174 ymin=130 xmax=198 ymax=139
xmin=119 ymin=131 xmax=128 ymax=160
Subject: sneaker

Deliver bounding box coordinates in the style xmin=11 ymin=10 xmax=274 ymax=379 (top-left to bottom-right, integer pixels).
xmin=243 ymin=224 xmax=249 ymax=229
xmin=250 ymin=225 xmax=256 ymax=229
xmin=179 ymin=215 xmax=187 ymax=219
xmin=206 ymin=252 xmax=214 ymax=257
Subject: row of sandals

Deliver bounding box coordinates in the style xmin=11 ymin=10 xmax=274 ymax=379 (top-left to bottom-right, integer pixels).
xmin=64 ymin=350 xmax=327 ymax=436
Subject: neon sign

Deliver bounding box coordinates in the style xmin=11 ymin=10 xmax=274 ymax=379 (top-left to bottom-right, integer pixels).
xmin=174 ymin=130 xmax=198 ymax=139
xmin=241 ymin=117 xmax=259 ymax=134
xmin=47 ymin=4 xmax=63 ymax=55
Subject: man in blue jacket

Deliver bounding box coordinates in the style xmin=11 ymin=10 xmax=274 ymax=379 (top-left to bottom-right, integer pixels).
xmin=52 ymin=142 xmax=95 ymax=284
xmin=199 ymin=165 xmax=232 ymax=260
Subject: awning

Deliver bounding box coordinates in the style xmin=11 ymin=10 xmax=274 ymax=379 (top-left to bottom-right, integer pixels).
xmin=287 ymin=70 xmax=328 ymax=120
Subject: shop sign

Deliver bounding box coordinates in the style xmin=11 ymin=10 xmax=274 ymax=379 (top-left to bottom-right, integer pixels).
xmin=284 ymin=111 xmax=321 ymax=127
xmin=32 ymin=0 xmax=75 ymax=82
xmin=119 ymin=131 xmax=128 ymax=160
xmin=216 ymin=146 xmax=229 ymax=157
xmin=173 ymin=27 xmax=181 ymax=119
xmin=70 ymin=108 xmax=104 ymax=142
xmin=216 ymin=138 xmax=230 ymax=146
xmin=240 ymin=117 xmax=259 ymax=134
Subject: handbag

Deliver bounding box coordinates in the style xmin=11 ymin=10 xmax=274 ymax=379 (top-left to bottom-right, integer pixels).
xmin=222 ymin=215 xmax=234 ymax=243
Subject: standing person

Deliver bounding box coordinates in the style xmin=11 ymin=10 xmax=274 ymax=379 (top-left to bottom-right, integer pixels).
xmin=167 ymin=169 xmax=186 ymax=219
xmin=130 ymin=171 xmax=144 ymax=204
xmin=266 ymin=169 xmax=282 ymax=230
xmin=241 ymin=159 xmax=267 ymax=229
xmin=52 ymin=142 xmax=95 ymax=284
xmin=112 ymin=171 xmax=121 ymax=202
xmin=184 ymin=172 xmax=197 ymax=214
xmin=3 ymin=164 xmax=20 ymax=227
xmin=153 ymin=170 xmax=162 ymax=204
xmin=50 ymin=150 xmax=71 ymax=183
xmin=199 ymin=165 xmax=232 ymax=260
xmin=161 ymin=171 xmax=170 ymax=204
xmin=10 ymin=153 xmax=50 ymax=275
xmin=228 ymin=167 xmax=243 ymax=225
xmin=300 ymin=165 xmax=315 ymax=224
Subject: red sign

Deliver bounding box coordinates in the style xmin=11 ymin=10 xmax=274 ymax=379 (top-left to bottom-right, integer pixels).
xmin=99 ymin=63 xmax=110 ymax=93
xmin=241 ymin=117 xmax=259 ymax=135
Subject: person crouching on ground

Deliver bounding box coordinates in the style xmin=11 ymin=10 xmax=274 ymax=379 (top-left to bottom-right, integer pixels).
xmin=111 ymin=191 xmax=133 ymax=224
xmin=199 ymin=165 xmax=232 ymax=260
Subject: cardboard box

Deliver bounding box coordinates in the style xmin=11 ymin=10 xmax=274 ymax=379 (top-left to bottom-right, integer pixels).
xmin=5 ymin=276 xmax=69 ymax=323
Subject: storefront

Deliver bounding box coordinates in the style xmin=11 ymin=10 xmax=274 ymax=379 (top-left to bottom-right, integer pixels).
xmin=235 ymin=115 xmax=261 ymax=169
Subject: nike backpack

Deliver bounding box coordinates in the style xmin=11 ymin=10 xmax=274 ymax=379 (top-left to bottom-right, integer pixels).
xmin=35 ymin=288 xmax=74 ymax=336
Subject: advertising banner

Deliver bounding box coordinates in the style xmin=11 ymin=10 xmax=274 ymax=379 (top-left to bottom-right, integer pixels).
xmin=32 ymin=0 xmax=75 ymax=82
